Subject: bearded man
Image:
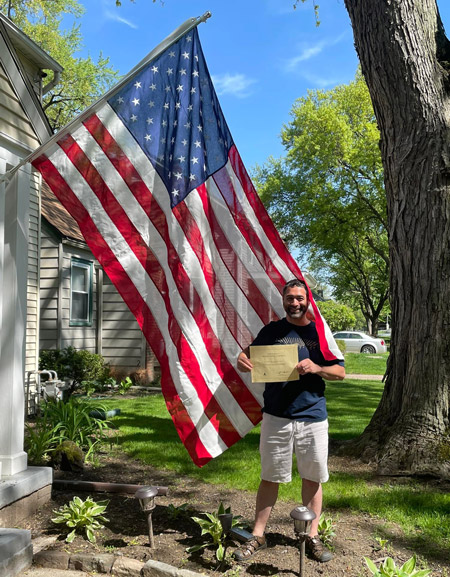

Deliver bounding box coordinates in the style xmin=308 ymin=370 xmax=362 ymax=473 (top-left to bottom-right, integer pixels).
xmin=233 ymin=279 xmax=345 ymax=563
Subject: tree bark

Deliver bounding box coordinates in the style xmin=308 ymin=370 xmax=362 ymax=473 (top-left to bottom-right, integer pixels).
xmin=343 ymin=0 xmax=450 ymax=477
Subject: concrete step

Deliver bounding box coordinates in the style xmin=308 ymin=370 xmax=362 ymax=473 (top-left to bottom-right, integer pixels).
xmin=0 ymin=528 xmax=32 ymax=577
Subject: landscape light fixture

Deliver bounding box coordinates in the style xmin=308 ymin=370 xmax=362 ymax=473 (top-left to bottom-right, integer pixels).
xmin=218 ymin=513 xmax=233 ymax=534
xmin=290 ymin=506 xmax=316 ymax=577
xmin=134 ymin=485 xmax=159 ymax=547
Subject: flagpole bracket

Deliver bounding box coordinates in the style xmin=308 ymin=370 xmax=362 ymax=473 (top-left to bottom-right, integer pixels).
xmin=199 ymin=11 xmax=212 ymax=24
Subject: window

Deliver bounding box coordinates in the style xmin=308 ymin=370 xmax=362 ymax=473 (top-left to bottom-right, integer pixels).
xmin=70 ymin=258 xmax=93 ymax=326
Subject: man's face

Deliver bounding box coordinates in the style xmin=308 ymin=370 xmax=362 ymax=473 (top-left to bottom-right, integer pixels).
xmin=283 ymin=286 xmax=309 ymax=321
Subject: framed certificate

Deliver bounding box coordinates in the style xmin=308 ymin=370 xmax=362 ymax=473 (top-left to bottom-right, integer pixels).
xmin=249 ymin=344 xmax=298 ymax=383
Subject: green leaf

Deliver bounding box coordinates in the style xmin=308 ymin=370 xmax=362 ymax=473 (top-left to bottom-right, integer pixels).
xmin=365 ymin=557 xmax=380 ymax=575
xmin=66 ymin=530 xmax=76 ymax=543
xmin=401 ymin=557 xmax=416 ymax=574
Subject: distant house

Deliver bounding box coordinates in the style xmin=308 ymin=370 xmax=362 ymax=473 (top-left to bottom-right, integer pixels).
xmin=40 ymin=181 xmax=156 ymax=382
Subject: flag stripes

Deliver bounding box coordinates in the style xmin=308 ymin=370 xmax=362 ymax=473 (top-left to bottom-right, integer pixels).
xmin=32 ymin=25 xmax=341 ymax=466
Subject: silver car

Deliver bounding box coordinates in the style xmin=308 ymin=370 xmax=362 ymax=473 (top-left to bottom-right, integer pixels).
xmin=332 ymin=331 xmax=387 ymax=354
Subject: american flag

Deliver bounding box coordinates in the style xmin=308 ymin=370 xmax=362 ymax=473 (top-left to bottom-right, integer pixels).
xmin=32 ymin=23 xmax=341 ymax=466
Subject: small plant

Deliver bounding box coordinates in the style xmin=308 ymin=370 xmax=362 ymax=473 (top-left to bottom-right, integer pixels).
xmin=118 ymin=376 xmax=133 ymax=395
xmin=187 ymin=503 xmax=243 ymax=562
xmin=374 ymin=536 xmax=390 ymax=552
xmin=318 ymin=512 xmax=336 ymax=550
xmin=52 ymin=495 xmax=109 ymax=543
xmin=365 ymin=555 xmax=431 ymax=577
xmin=167 ymin=502 xmax=190 ymax=520
xmin=24 ymin=421 xmax=61 ymax=465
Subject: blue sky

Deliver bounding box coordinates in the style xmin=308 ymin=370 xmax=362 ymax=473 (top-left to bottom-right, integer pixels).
xmin=73 ymin=0 xmax=450 ymax=171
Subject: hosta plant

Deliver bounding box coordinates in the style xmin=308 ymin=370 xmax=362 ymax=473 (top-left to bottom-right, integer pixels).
xmin=365 ymin=555 xmax=431 ymax=577
xmin=318 ymin=512 xmax=336 ymax=550
xmin=187 ymin=503 xmax=244 ymax=562
xmin=52 ymin=495 xmax=109 ymax=543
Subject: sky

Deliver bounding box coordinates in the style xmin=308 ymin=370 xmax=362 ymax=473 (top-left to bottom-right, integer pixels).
xmin=71 ymin=1 xmax=450 ymax=171
xmin=69 ymin=0 xmax=361 ymax=171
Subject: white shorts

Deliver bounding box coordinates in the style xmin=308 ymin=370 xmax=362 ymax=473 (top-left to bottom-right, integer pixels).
xmin=260 ymin=413 xmax=329 ymax=484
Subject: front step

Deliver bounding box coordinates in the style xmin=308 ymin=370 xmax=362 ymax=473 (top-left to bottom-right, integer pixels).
xmin=0 ymin=529 xmax=32 ymax=577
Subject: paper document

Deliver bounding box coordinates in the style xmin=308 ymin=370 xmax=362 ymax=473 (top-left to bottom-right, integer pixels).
xmin=249 ymin=344 xmax=299 ymax=383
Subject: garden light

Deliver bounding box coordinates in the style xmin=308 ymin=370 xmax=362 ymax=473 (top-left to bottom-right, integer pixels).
xmin=134 ymin=485 xmax=158 ymax=547
xmin=290 ymin=506 xmax=316 ymax=577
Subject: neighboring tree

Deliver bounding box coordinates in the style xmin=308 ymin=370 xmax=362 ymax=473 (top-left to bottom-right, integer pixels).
xmin=316 ymin=300 xmax=356 ymax=333
xmin=254 ymin=73 xmax=389 ymax=334
xmin=2 ymin=0 xmax=118 ymax=131
xmin=338 ymin=0 xmax=450 ymax=477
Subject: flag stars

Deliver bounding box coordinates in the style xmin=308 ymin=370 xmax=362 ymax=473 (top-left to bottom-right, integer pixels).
xmin=172 ymin=188 xmax=179 ymax=196
xmin=180 ymin=68 xmax=187 ymax=76
xmin=178 ymin=155 xmax=185 ymax=163
xmin=165 ymin=86 xmax=171 ymax=93
xmin=176 ymin=84 xmax=184 ymax=93
xmin=184 ymin=121 xmax=191 ymax=129
xmin=182 ymin=51 xmax=190 ymax=59
xmin=174 ymin=171 xmax=183 ymax=180
xmin=132 ymin=98 xmax=140 ymax=106
xmin=164 ymin=103 xmax=170 ymax=109
xmin=169 ymin=50 xmax=175 ymax=58
xmin=146 ymin=117 xmax=154 ymax=124
xmin=175 ymin=102 xmax=181 ymax=109
xmin=197 ymin=125 xmax=203 ymax=132
xmin=117 ymin=96 xmax=124 ymax=104
xmin=131 ymin=114 xmax=138 ymax=122
xmin=191 ymin=87 xmax=196 ymax=94
xmin=191 ymin=156 xmax=199 ymax=164
xmin=145 ymin=134 xmax=152 ymax=141
xmin=192 ymin=70 xmax=199 ymax=78
xmin=189 ymin=173 xmax=196 ymax=181
xmin=148 ymin=101 xmax=155 ymax=108
xmin=182 ymin=139 xmax=188 ymax=146
xmin=194 ymin=140 xmax=201 ymax=148
xmin=150 ymin=83 xmax=157 ymax=91
xmin=167 ymin=68 xmax=173 ymax=75
xmin=151 ymin=65 xmax=159 ymax=73
xmin=162 ymin=119 xmax=168 ymax=127
xmin=134 ymin=81 xmax=142 ymax=89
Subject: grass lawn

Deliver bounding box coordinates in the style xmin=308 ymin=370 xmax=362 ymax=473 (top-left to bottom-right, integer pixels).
xmin=344 ymin=352 xmax=388 ymax=375
xmin=96 ymin=377 xmax=449 ymax=559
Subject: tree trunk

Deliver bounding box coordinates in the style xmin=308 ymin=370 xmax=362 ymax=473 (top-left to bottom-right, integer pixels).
xmin=343 ymin=0 xmax=450 ymax=477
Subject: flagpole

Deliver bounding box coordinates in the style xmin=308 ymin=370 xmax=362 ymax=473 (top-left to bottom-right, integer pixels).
xmin=0 ymin=11 xmax=212 ymax=184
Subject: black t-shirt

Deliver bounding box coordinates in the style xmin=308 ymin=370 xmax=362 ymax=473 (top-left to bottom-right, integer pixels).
xmin=250 ymin=319 xmax=343 ymax=421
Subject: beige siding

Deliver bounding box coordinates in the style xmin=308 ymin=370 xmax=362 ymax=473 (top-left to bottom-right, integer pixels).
xmin=0 ymin=63 xmax=40 ymax=149
xmin=101 ymin=274 xmax=144 ymax=370
xmin=39 ymin=227 xmax=59 ymax=350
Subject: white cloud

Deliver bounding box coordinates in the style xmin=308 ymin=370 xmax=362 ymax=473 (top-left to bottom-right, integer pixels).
xmin=101 ymin=0 xmax=138 ymax=29
xmin=285 ymin=31 xmax=349 ymax=72
xmin=211 ymin=73 xmax=257 ymax=98
xmin=301 ymin=72 xmax=341 ymax=88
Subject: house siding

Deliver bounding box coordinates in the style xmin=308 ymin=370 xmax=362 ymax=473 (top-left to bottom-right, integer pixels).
xmin=0 ymin=62 xmax=41 ymax=150
xmin=39 ymin=222 xmax=148 ymax=379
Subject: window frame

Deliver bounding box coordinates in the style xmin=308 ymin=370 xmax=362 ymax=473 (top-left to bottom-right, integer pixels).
xmin=69 ymin=257 xmax=93 ymax=327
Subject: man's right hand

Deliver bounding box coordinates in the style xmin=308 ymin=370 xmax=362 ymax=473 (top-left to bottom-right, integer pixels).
xmin=237 ymin=351 xmax=253 ymax=373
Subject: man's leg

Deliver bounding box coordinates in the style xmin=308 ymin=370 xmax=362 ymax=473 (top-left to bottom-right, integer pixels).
xmin=253 ymin=479 xmax=279 ymax=536
xmin=301 ymin=478 xmax=322 ymax=537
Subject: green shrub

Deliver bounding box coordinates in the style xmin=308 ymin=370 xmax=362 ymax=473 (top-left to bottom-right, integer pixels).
xmin=52 ymin=495 xmax=109 ymax=543
xmin=39 ymin=347 xmax=110 ymax=392
xmin=24 ymin=420 xmax=61 ymax=465
xmin=42 ymin=398 xmax=112 ymax=461
xmin=318 ymin=512 xmax=336 ymax=550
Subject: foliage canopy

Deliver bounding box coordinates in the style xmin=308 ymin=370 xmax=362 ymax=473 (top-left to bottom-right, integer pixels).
xmin=254 ymin=72 xmax=389 ymax=333
xmin=2 ymin=0 xmax=119 ymax=131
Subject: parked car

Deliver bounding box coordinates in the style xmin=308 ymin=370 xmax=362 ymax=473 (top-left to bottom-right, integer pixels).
xmin=332 ymin=331 xmax=387 ymax=354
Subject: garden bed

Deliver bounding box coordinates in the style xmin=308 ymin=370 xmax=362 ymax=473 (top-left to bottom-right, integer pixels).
xmin=22 ymin=450 xmax=449 ymax=577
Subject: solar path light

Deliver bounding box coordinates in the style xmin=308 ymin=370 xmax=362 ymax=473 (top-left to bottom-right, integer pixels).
xmin=134 ymin=486 xmax=159 ymax=547
xmin=290 ymin=506 xmax=316 ymax=577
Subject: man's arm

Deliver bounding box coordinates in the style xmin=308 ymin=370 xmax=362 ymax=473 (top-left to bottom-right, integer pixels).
xmin=296 ymin=359 xmax=345 ymax=381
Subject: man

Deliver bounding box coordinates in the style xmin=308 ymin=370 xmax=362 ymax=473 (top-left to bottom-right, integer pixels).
xmin=233 ymin=279 xmax=345 ymax=563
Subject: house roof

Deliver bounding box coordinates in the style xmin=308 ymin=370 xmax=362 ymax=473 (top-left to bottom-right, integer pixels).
xmin=41 ymin=181 xmax=85 ymax=243
xmin=0 ymin=12 xmax=63 ymax=74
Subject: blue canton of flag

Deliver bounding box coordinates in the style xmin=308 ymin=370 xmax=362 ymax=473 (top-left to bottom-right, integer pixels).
xmin=109 ymin=28 xmax=232 ymax=208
